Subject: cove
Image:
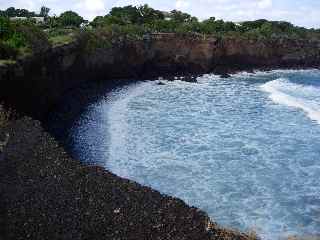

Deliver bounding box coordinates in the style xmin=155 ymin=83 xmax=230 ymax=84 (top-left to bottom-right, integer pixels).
xmin=49 ymin=69 xmax=320 ymax=239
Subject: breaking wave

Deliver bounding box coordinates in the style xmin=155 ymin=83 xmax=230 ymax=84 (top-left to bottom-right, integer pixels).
xmin=261 ymin=78 xmax=320 ymax=124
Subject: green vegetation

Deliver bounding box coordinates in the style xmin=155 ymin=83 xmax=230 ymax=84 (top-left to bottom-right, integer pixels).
xmin=58 ymin=11 xmax=84 ymax=28
xmin=0 ymin=104 xmax=11 ymax=128
xmin=40 ymin=6 xmax=50 ymax=18
xmin=47 ymin=27 xmax=78 ymax=46
xmin=49 ymin=34 xmax=75 ymax=46
xmin=0 ymin=7 xmax=38 ymax=18
xmin=0 ymin=4 xmax=320 ymax=60
xmin=0 ymin=16 xmax=50 ymax=59
xmin=90 ymin=4 xmax=320 ymax=39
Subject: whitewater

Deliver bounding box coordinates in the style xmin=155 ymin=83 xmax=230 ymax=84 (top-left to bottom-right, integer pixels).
xmin=261 ymin=77 xmax=320 ymax=124
xmin=66 ymin=69 xmax=320 ymax=239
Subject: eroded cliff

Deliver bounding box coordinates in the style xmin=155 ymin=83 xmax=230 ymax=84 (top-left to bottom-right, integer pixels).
xmin=0 ymin=34 xmax=319 ymax=240
xmin=0 ymin=34 xmax=319 ymax=119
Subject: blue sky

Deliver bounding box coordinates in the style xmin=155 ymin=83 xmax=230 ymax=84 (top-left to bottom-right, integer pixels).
xmin=1 ymin=0 xmax=319 ymax=28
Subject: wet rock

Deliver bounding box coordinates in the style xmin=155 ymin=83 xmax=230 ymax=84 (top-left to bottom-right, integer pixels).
xmin=220 ymin=73 xmax=231 ymax=78
xmin=156 ymin=80 xmax=166 ymax=85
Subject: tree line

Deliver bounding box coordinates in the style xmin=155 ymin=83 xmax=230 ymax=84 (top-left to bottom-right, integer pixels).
xmin=1 ymin=4 xmax=320 ymax=60
xmin=1 ymin=4 xmax=320 ymax=37
xmin=89 ymin=4 xmax=320 ymax=38
xmin=0 ymin=7 xmax=50 ymax=18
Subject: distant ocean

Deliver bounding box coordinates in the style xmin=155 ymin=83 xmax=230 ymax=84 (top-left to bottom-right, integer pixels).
xmin=62 ymin=69 xmax=320 ymax=239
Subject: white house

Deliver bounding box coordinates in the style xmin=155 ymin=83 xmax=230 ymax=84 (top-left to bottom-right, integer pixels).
xmin=10 ymin=17 xmax=27 ymax=21
xmin=33 ymin=17 xmax=45 ymax=24
xmin=10 ymin=16 xmax=45 ymax=24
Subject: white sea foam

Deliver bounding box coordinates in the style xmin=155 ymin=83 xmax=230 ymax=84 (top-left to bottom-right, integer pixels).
xmin=230 ymin=69 xmax=319 ymax=80
xmin=106 ymin=82 xmax=154 ymax=178
xmin=261 ymin=78 xmax=320 ymax=124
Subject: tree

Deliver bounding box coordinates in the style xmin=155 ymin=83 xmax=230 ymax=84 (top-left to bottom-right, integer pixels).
xmin=150 ymin=19 xmax=178 ymax=32
xmin=91 ymin=16 xmax=105 ymax=27
xmin=259 ymin=22 xmax=274 ymax=37
xmin=40 ymin=6 xmax=50 ymax=18
xmin=47 ymin=15 xmax=59 ymax=28
xmin=223 ymin=21 xmax=237 ymax=32
xmin=58 ymin=11 xmax=84 ymax=27
xmin=170 ymin=10 xmax=196 ymax=23
xmin=137 ymin=4 xmax=164 ymax=24
xmin=5 ymin=7 xmax=16 ymax=17
xmin=108 ymin=5 xmax=140 ymax=25
xmin=241 ymin=19 xmax=269 ymax=31
xmin=1 ymin=7 xmax=37 ymax=18
xmin=104 ymin=5 xmax=165 ymax=26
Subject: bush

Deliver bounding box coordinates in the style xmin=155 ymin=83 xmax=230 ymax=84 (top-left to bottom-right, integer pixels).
xmin=16 ymin=21 xmax=50 ymax=53
xmin=82 ymin=24 xmax=148 ymax=53
xmin=0 ymin=104 xmax=10 ymax=128
xmin=0 ymin=18 xmax=50 ymax=59
xmin=82 ymin=28 xmax=112 ymax=53
xmin=0 ymin=41 xmax=18 ymax=58
xmin=112 ymin=24 xmax=146 ymax=39
xmin=0 ymin=17 xmax=12 ymax=39
xmin=48 ymin=28 xmax=78 ymax=46
xmin=0 ymin=17 xmax=25 ymax=58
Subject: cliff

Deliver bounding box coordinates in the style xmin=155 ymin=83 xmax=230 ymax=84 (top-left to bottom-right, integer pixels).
xmin=0 ymin=34 xmax=319 ymax=119
xmin=0 ymin=34 xmax=319 ymax=239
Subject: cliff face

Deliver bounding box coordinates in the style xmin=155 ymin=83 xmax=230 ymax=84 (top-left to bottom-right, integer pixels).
xmin=218 ymin=37 xmax=320 ymax=67
xmin=0 ymin=34 xmax=319 ymax=119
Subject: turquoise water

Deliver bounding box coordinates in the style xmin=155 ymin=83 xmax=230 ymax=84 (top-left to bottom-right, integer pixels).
xmin=69 ymin=70 xmax=320 ymax=239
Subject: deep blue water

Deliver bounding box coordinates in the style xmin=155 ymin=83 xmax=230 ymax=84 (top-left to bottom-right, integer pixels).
xmin=66 ymin=70 xmax=320 ymax=239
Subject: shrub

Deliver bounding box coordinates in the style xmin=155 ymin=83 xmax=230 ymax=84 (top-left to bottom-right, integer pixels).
xmin=0 ymin=104 xmax=10 ymax=128
xmin=47 ymin=27 xmax=79 ymax=46
xmin=81 ymin=28 xmax=112 ymax=53
xmin=0 ymin=41 xmax=18 ymax=58
xmin=0 ymin=17 xmax=24 ymax=58
xmin=0 ymin=17 xmax=12 ymax=39
xmin=0 ymin=19 xmax=50 ymax=59
xmin=15 ymin=21 xmax=50 ymax=53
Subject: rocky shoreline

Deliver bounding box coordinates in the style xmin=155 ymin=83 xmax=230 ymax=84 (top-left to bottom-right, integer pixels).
xmin=1 ymin=34 xmax=320 ymax=239
xmin=2 ymin=117 xmax=255 ymax=240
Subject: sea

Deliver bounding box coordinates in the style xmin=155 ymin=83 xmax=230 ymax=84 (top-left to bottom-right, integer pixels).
xmin=52 ymin=69 xmax=320 ymax=239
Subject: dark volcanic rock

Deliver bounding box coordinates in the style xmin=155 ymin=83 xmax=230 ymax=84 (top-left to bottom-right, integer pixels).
xmin=156 ymin=80 xmax=166 ymax=85
xmin=0 ymin=118 xmax=249 ymax=240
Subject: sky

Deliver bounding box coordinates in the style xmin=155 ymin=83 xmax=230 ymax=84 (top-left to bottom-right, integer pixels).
xmin=1 ymin=0 xmax=320 ymax=28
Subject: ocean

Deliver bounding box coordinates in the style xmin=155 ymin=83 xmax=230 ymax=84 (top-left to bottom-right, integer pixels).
xmin=61 ymin=69 xmax=320 ymax=239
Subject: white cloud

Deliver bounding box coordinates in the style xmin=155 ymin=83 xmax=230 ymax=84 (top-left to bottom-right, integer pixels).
xmin=175 ymin=0 xmax=190 ymax=10
xmin=257 ymin=0 xmax=273 ymax=9
xmin=0 ymin=0 xmax=319 ymax=27
xmin=75 ymin=0 xmax=106 ymax=19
